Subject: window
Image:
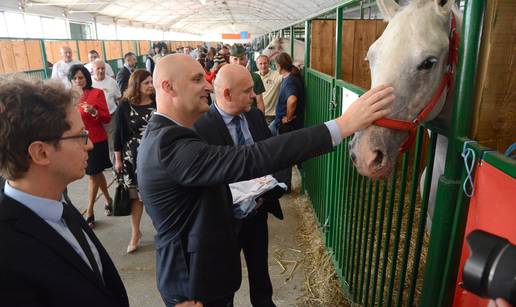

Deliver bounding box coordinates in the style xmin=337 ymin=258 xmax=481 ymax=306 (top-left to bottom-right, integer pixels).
xmin=25 ymin=14 xmax=43 ymax=38
xmin=5 ymin=12 xmax=25 ymax=37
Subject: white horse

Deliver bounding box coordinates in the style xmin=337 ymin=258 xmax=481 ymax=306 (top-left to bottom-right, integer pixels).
xmin=348 ymin=0 xmax=461 ymax=229
xmin=261 ymin=37 xmax=306 ymax=67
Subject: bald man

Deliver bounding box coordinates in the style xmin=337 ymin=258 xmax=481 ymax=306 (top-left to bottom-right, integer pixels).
xmin=51 ymin=46 xmax=81 ymax=87
xmin=194 ymin=64 xmax=285 ymax=307
xmin=137 ymin=54 xmax=394 ymax=307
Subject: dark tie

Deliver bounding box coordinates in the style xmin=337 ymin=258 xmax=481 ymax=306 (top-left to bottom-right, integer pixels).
xmin=61 ymin=202 xmax=103 ymax=284
xmin=232 ymin=116 xmax=246 ymax=145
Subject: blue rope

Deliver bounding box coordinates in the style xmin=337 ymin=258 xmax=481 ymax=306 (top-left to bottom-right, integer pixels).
xmin=504 ymin=142 xmax=516 ymax=159
xmin=462 ymin=141 xmax=476 ymax=198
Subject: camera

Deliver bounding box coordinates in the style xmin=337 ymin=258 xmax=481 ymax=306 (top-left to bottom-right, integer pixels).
xmin=462 ymin=230 xmax=516 ymax=305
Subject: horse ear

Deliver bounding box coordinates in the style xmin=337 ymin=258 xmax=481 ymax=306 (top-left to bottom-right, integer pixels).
xmin=434 ymin=0 xmax=454 ymax=15
xmin=377 ymin=0 xmax=400 ymax=21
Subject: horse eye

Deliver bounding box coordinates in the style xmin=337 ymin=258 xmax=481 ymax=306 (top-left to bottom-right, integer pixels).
xmin=268 ymin=46 xmax=274 ymax=50
xmin=418 ymin=57 xmax=437 ymax=70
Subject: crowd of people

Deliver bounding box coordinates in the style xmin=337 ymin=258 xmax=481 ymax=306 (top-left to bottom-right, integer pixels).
xmin=1 ymin=38 xmax=512 ymax=307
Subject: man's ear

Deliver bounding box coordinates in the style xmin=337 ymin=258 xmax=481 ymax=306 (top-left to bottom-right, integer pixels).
xmin=161 ymin=80 xmax=176 ymax=97
xmin=223 ymin=88 xmax=232 ymax=101
xmin=27 ymin=141 xmax=51 ymax=167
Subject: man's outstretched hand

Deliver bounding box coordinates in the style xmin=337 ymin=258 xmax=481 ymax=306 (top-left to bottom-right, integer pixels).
xmin=336 ymin=85 xmax=395 ymax=138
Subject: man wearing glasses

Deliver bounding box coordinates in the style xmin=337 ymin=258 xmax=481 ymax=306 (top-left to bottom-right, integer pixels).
xmin=0 ymin=77 xmax=129 ymax=307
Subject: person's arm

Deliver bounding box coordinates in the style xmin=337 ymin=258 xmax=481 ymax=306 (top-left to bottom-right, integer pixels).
xmin=51 ymin=62 xmax=59 ymax=79
xmin=145 ymin=58 xmax=152 ymax=72
xmin=113 ymin=103 xmax=126 ymax=174
xmin=116 ymin=70 xmax=124 ymax=92
xmin=255 ymin=94 xmax=265 ymax=114
xmin=282 ymin=95 xmax=298 ymax=123
xmin=94 ymin=90 xmax=111 ymax=124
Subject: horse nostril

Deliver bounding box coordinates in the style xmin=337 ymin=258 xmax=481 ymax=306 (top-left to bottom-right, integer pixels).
xmin=373 ymin=150 xmax=384 ymax=167
xmin=350 ymin=152 xmax=357 ymax=164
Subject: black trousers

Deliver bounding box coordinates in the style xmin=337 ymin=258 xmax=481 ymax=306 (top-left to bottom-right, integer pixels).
xmin=238 ymin=209 xmax=276 ymax=307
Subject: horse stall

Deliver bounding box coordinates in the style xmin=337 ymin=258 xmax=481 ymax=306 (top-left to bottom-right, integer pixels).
xmin=263 ymin=0 xmax=515 ymax=306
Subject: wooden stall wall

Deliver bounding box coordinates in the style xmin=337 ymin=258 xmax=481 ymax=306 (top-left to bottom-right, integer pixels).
xmin=104 ymin=41 xmax=122 ymax=60
xmin=77 ymin=40 xmax=104 ymax=63
xmin=310 ymin=19 xmax=387 ymax=89
xmin=0 ymin=39 xmax=44 ymax=73
xmin=121 ymin=40 xmax=137 ymax=56
xmin=44 ymin=40 xmax=78 ymax=65
xmin=471 ymin=0 xmax=516 ymax=152
xmin=139 ymin=41 xmax=150 ymax=55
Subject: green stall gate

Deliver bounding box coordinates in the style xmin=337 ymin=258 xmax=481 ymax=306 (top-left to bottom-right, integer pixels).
xmin=265 ymin=0 xmax=515 ymax=306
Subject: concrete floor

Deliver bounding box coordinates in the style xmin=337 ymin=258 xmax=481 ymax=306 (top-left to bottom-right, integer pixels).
xmin=68 ymin=170 xmax=308 ymax=307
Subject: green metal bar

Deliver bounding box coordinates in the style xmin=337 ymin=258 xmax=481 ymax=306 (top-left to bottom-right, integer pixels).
xmin=363 ymin=179 xmax=380 ymax=306
xmin=75 ymin=40 xmax=81 ymax=62
xmin=352 ymin=176 xmax=367 ymax=300
xmin=306 ymin=68 xmax=334 ymax=82
xmin=377 ymin=162 xmax=399 ymax=305
xmin=101 ymin=40 xmax=107 ymax=63
xmin=395 ymin=128 xmax=425 ymax=306
xmin=370 ymin=179 xmax=389 ymax=305
xmin=39 ymin=39 xmax=50 ymax=78
xmin=420 ymin=0 xmax=485 ymax=305
xmin=304 ymin=19 xmax=311 ymax=72
xmin=335 ymin=6 xmax=343 ymax=79
xmin=408 ymin=131 xmax=439 ymax=306
xmin=290 ymin=25 xmax=295 ymax=60
xmin=386 ymin=153 xmax=409 ymax=307
xmin=358 ymin=178 xmax=374 ymax=302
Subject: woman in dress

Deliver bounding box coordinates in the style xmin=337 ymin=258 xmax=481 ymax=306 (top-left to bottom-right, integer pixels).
xmin=68 ymin=64 xmax=112 ymax=228
xmin=114 ymin=69 xmax=156 ymax=253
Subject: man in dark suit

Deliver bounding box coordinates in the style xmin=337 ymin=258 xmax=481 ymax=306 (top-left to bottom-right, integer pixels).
xmin=193 ymin=72 xmax=284 ymax=306
xmin=116 ymin=52 xmax=137 ymax=95
xmin=137 ymin=55 xmax=394 ymax=307
xmin=0 ymin=78 xmax=129 ymax=307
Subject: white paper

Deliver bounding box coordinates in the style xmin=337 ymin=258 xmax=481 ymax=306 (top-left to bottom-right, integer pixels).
xmin=341 ymin=87 xmax=360 ymax=115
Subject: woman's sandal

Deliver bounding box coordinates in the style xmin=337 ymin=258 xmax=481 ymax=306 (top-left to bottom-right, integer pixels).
xmin=85 ymin=215 xmax=95 ymax=228
xmin=105 ymin=200 xmax=113 ymax=216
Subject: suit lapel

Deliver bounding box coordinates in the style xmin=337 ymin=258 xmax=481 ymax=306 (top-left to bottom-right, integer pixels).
xmin=209 ymin=104 xmax=235 ymax=145
xmin=0 ymin=194 xmax=110 ymax=293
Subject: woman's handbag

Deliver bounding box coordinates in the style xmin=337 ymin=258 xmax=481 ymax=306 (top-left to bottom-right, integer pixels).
xmin=113 ymin=175 xmax=132 ymax=216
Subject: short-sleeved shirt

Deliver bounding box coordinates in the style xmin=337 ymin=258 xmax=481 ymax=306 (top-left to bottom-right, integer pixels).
xmin=92 ymin=77 xmax=121 ymax=114
xmin=51 ymin=60 xmax=82 ymax=87
xmin=251 ymin=71 xmax=265 ymax=107
xmin=256 ymin=70 xmax=282 ymax=117
xmin=275 ymin=74 xmax=304 ymax=128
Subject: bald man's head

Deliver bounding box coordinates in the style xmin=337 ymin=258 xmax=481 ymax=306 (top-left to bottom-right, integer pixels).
xmin=60 ymin=46 xmax=73 ymax=62
xmin=153 ymin=54 xmax=212 ymax=124
xmin=214 ymin=64 xmax=255 ymax=115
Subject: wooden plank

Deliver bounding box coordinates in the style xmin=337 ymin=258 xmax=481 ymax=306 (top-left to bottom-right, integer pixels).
xmin=310 ymin=19 xmax=336 ymax=76
xmin=121 ymin=40 xmax=134 ymax=56
xmin=472 ymin=0 xmax=516 ymax=151
xmin=351 ymin=20 xmax=377 ymax=89
xmin=25 ymin=40 xmax=43 ymax=70
xmin=78 ymin=41 xmax=89 ymax=63
xmin=11 ymin=40 xmax=30 ymax=72
xmin=340 ymin=20 xmax=356 ymax=83
xmin=105 ymin=41 xmax=122 ymax=60
xmin=0 ymin=41 xmax=17 ymax=73
xmin=139 ymin=41 xmax=150 ymax=55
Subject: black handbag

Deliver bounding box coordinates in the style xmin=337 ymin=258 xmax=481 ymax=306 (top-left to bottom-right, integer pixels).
xmin=113 ymin=175 xmax=132 ymax=216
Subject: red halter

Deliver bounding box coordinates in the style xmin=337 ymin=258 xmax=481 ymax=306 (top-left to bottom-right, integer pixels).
xmin=373 ymin=14 xmax=459 ymax=153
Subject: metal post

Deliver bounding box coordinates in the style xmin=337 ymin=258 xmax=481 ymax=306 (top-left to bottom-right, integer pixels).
xmin=335 ymin=6 xmax=343 ymax=79
xmin=101 ymin=40 xmax=107 ymax=62
xmin=420 ymin=0 xmax=485 ymax=306
xmin=39 ymin=39 xmax=50 ymax=79
xmin=290 ymin=25 xmax=294 ymax=59
xmin=304 ymin=20 xmax=311 ymax=71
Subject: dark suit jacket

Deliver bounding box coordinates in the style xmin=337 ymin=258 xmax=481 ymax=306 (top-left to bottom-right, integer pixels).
xmin=0 ymin=192 xmax=129 ymax=307
xmin=193 ymin=104 xmax=283 ymax=219
xmin=116 ymin=66 xmax=131 ymax=95
xmin=137 ymin=114 xmax=333 ymax=303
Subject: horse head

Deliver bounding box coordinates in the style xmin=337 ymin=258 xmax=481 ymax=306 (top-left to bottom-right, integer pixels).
xmin=349 ymin=0 xmax=459 ymax=179
xmin=262 ymin=37 xmax=306 ymax=68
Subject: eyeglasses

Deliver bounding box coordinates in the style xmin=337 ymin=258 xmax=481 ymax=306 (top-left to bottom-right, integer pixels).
xmin=41 ymin=130 xmax=90 ymax=145
xmin=59 ymin=130 xmax=90 ymax=145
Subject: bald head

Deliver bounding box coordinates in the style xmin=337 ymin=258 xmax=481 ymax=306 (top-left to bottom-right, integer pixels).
xmin=60 ymin=46 xmax=73 ymax=62
xmin=213 ymin=64 xmax=251 ymax=99
xmin=153 ymin=53 xmax=213 ymax=127
xmin=92 ymin=59 xmax=106 ymax=80
xmin=214 ymin=64 xmax=255 ymax=115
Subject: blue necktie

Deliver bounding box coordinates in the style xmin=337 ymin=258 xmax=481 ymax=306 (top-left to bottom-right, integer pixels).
xmin=232 ymin=116 xmax=246 ymax=145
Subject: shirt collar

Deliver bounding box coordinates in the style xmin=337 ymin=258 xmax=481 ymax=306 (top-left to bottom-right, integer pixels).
xmin=154 ymin=112 xmax=181 ymax=126
xmin=213 ymin=102 xmax=243 ymax=125
xmin=4 ymin=182 xmax=64 ymax=223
